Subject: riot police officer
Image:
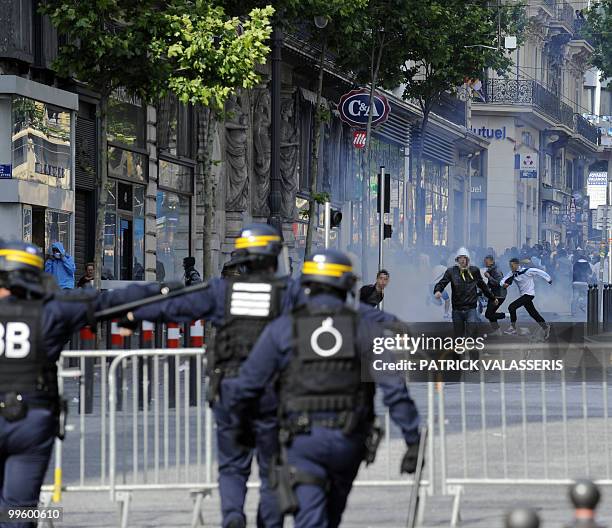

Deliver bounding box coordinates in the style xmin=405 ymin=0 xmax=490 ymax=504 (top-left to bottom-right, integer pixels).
xmin=119 ymin=223 xmax=298 ymax=528
xmin=0 ymin=240 xmax=160 ymax=528
xmin=226 ymin=249 xmax=421 ymax=528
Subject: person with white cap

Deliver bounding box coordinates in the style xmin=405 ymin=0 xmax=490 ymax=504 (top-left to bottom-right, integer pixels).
xmin=433 ymin=247 xmax=497 ymax=339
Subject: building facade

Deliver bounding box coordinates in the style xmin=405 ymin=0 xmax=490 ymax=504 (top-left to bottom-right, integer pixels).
xmin=471 ymin=0 xmax=601 ymax=253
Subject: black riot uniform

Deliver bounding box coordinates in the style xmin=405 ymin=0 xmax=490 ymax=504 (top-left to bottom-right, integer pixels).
xmin=0 ymin=241 xmax=159 ymax=528
xmin=226 ymin=249 xmax=421 ymax=528
xmin=121 ymin=223 xmax=299 ymax=528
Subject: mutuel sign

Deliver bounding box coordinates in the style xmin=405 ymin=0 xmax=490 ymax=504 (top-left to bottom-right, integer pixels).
xmin=338 ymin=89 xmax=390 ymax=128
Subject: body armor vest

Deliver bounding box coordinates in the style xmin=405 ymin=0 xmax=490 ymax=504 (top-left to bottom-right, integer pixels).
xmin=214 ymin=275 xmax=285 ymax=377
xmin=0 ymin=299 xmax=55 ymax=398
xmin=279 ymin=304 xmax=373 ymax=419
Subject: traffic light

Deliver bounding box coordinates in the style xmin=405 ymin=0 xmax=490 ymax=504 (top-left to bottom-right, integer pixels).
xmin=383 ymin=223 xmax=393 ymax=239
xmin=376 ymin=173 xmax=391 ymax=214
xmin=330 ymin=209 xmax=342 ymax=228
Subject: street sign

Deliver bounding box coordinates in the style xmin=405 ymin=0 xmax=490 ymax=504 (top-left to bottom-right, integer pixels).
xmin=338 ymin=89 xmax=390 ymax=128
xmin=0 ymin=164 xmax=12 ymax=179
xmin=353 ymin=130 xmax=367 ymax=149
xmin=519 ymin=153 xmax=537 ymax=179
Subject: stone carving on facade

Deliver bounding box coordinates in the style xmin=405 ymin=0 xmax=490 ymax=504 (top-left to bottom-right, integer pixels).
xmin=280 ymin=95 xmax=299 ymax=219
xmin=252 ymin=86 xmax=271 ymax=216
xmin=224 ymin=93 xmax=249 ymax=211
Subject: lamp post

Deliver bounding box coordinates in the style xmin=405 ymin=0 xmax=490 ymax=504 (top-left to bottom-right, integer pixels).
xmin=268 ymin=23 xmax=283 ymax=237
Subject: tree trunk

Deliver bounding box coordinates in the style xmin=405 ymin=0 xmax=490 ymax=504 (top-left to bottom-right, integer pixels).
xmin=304 ymin=38 xmax=327 ymax=256
xmin=359 ymin=33 xmax=385 ymax=280
xmin=198 ymin=107 xmax=217 ymax=280
xmin=94 ymin=93 xmax=109 ymax=288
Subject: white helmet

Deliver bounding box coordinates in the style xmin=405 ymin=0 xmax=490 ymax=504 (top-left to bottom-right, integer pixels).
xmin=455 ymin=247 xmax=470 ymax=262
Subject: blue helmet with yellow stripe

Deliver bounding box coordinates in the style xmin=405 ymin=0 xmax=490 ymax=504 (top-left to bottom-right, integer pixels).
xmin=0 ymin=240 xmax=45 ymax=297
xmin=232 ymin=223 xmax=283 ymax=269
xmin=300 ymin=249 xmax=357 ymax=292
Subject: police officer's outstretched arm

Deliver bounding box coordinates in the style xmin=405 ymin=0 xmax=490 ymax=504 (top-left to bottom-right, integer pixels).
xmin=126 ymin=278 xmax=221 ymax=325
xmin=43 ymin=283 xmax=163 ymax=359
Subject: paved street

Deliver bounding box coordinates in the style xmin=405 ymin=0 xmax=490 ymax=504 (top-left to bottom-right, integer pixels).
xmin=44 ymin=359 xmax=612 ymax=526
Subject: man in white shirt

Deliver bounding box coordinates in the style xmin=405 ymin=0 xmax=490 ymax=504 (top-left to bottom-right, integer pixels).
xmin=501 ymin=257 xmax=553 ymax=337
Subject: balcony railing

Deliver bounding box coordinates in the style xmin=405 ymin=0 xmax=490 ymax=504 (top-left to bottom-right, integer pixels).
xmin=575 ymin=113 xmax=601 ymax=145
xmin=572 ymin=19 xmax=595 ymax=47
xmin=557 ymin=1 xmax=575 ymax=29
xmin=476 ymin=79 xmax=600 ymax=146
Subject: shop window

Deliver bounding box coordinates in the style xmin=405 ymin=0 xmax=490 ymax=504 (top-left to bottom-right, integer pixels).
xmin=107 ymin=89 xmax=146 ymax=148
xmin=11 ymin=96 xmax=72 ymax=190
xmin=108 ymin=146 xmax=146 ymax=183
xmin=156 ymin=160 xmax=194 ymax=282
xmin=156 ymin=190 xmax=190 ymax=282
xmin=23 ymin=206 xmax=71 ymax=256
xmin=157 ymin=94 xmax=193 ymax=158
xmin=102 ymin=179 xmax=145 ymax=280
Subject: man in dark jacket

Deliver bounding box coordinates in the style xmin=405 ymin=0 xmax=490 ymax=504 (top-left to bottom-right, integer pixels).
xmin=483 ymin=255 xmax=506 ymax=333
xmin=434 ymin=247 xmax=497 ymax=338
xmin=182 ymin=256 xmax=202 ymax=286
xmin=359 ymin=269 xmax=389 ymax=308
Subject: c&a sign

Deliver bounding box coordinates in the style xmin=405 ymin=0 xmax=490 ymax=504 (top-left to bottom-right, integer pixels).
xmin=338 ymin=89 xmax=390 ymax=128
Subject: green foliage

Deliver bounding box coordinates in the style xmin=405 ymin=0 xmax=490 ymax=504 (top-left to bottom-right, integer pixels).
xmin=40 ymin=0 xmax=168 ymax=100
xmin=151 ymin=2 xmax=274 ymax=109
xmin=40 ymin=0 xmax=274 ymax=109
xmin=332 ymin=0 xmax=414 ymax=90
xmin=400 ymin=0 xmax=526 ymax=113
xmin=312 ymin=192 xmax=331 ymax=204
xmin=586 ymin=1 xmax=612 ymax=80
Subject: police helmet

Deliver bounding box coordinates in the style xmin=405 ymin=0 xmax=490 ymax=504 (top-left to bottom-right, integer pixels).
xmin=232 ymin=223 xmax=282 ymax=270
xmin=0 ymin=240 xmax=45 ymax=298
xmin=300 ymin=249 xmax=357 ymax=292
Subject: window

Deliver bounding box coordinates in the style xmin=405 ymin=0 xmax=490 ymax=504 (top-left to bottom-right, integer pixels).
xmin=102 ymin=180 xmax=145 ymax=280
xmin=108 ymin=146 xmax=146 ymax=183
xmin=45 ymin=209 xmax=71 ymax=254
xmin=156 ymin=160 xmax=194 ymax=282
xmin=107 ymin=89 xmax=146 ymax=148
xmin=157 ymin=94 xmax=193 ymax=158
xmin=11 ymin=96 xmax=72 ymax=190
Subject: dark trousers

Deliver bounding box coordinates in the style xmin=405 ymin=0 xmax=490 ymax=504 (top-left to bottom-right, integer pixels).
xmin=214 ymin=384 xmax=282 ymax=528
xmin=485 ymin=297 xmax=506 ymax=330
xmin=0 ymin=409 xmax=57 ymax=528
xmin=508 ymin=294 xmax=545 ymax=325
xmin=451 ymin=308 xmax=479 ymax=338
xmin=287 ymin=426 xmax=366 ymax=528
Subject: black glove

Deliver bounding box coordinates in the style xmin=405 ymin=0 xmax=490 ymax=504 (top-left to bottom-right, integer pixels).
xmin=400 ymin=442 xmax=421 ymax=474
xmin=118 ymin=312 xmax=139 ymax=331
xmin=234 ymin=419 xmax=256 ymax=450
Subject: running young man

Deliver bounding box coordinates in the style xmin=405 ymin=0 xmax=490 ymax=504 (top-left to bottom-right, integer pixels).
xmin=501 ymin=257 xmax=553 ymax=337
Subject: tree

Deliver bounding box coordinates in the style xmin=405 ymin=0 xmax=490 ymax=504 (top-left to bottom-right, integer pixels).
xmin=150 ymin=1 xmax=274 ymax=279
xmin=225 ymin=0 xmax=368 ymax=256
xmin=41 ymin=0 xmax=273 ymax=284
xmin=332 ymin=0 xmax=416 ymax=277
xmin=586 ymin=0 xmax=612 ymax=79
xmin=399 ymin=0 xmax=525 ymax=246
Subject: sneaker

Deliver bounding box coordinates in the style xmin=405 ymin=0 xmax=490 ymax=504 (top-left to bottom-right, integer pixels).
xmin=542 ymin=323 xmax=551 ymax=340
xmin=503 ymin=327 xmax=518 ymax=335
xmin=443 ymin=312 xmax=451 ymax=320
xmin=490 ymin=328 xmax=503 ymax=336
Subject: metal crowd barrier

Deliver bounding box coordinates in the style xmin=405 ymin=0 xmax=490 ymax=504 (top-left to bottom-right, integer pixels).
xmin=44 ymin=317 xmax=612 ymax=527
xmin=43 ymin=322 xmax=433 ymax=527
xmin=436 ymin=345 xmax=612 ymax=527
